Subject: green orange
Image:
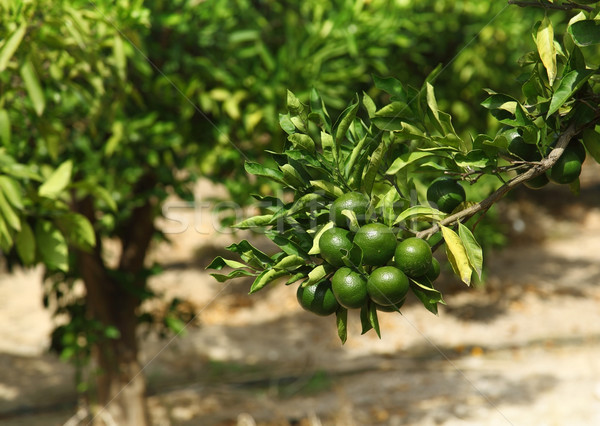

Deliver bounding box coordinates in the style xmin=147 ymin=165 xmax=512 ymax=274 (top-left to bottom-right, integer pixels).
xmin=426 ymin=178 xmax=466 ymax=214
xmin=331 ymin=267 xmax=368 ymax=309
xmin=547 ymin=148 xmax=582 ymax=185
xmin=524 ymin=173 xmax=549 ymax=190
xmin=394 ymin=237 xmax=433 ymax=278
xmin=296 ymin=280 xmax=339 ymax=316
xmin=353 ymin=223 xmax=397 ymax=266
xmin=319 ymin=227 xmax=356 ymax=267
xmin=367 ymin=266 xmax=409 ymax=306
xmin=330 ymin=192 xmax=370 ymax=228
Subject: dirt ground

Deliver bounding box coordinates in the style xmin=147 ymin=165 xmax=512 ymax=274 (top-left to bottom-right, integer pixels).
xmin=1 ymin=171 xmax=600 ymax=426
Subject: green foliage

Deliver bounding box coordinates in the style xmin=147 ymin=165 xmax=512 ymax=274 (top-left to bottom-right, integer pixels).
xmin=210 ymin=5 xmax=600 ymax=343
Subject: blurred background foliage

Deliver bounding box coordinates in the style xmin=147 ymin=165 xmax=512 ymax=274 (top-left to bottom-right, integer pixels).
xmin=143 ymin=0 xmax=543 ymax=201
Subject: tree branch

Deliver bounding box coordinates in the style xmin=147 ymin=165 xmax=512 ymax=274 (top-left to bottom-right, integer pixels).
xmin=507 ymin=0 xmax=594 ymax=12
xmin=416 ymin=123 xmax=580 ymax=240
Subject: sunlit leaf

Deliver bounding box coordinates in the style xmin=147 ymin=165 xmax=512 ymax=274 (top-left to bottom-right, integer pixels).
xmin=441 ymin=225 xmax=472 ymax=285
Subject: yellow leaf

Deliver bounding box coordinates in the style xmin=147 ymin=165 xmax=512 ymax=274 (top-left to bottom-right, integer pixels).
xmin=441 ymin=225 xmax=472 ymax=285
xmin=537 ymin=16 xmax=557 ymax=86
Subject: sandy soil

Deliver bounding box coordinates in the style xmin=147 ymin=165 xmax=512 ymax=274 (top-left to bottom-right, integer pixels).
xmin=1 ymin=175 xmax=600 ymax=426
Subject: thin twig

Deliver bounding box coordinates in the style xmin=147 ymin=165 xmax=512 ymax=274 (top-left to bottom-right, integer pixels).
xmin=507 ymin=0 xmax=594 ymax=12
xmin=417 ymin=123 xmax=580 ymax=240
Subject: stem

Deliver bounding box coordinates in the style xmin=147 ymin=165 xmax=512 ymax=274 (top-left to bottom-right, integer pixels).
xmin=507 ymin=0 xmax=594 ymax=12
xmin=417 ymin=123 xmax=580 ymax=240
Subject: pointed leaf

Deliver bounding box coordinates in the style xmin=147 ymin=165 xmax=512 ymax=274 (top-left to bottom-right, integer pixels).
xmin=362 ymin=139 xmax=385 ymax=196
xmin=15 ymin=221 xmax=35 ymax=265
xmin=0 ymin=189 xmax=20 ymax=231
xmin=547 ymin=69 xmax=594 ymax=117
xmin=410 ymin=278 xmax=445 ymax=315
xmin=336 ymin=307 xmax=348 ymax=344
xmin=0 ymin=109 xmax=10 ymax=147
xmin=334 ymin=95 xmax=359 ymax=143
xmin=0 ymin=176 xmax=23 ymax=209
xmin=308 ymin=222 xmax=334 ymax=255
xmin=537 ymin=16 xmax=557 ymax=86
xmin=458 ymin=223 xmax=483 ymax=280
xmin=287 ymin=133 xmax=315 ymax=153
xmin=38 ymin=160 xmax=73 ymax=199
xmin=0 ymin=22 xmax=26 ymax=72
xmin=249 ymin=268 xmax=289 ymax=293
xmin=393 ymin=205 xmax=445 ymax=225
xmin=386 ymin=151 xmax=435 ymax=175
xmin=233 ymin=214 xmax=274 ymax=229
xmin=582 ymin=127 xmax=600 ymax=164
xmin=441 ymin=225 xmax=472 ymax=285
xmin=35 ymin=220 xmax=68 ymax=271
xmin=20 ymin=57 xmax=45 ymax=116
xmin=206 ymin=256 xmax=251 ymax=271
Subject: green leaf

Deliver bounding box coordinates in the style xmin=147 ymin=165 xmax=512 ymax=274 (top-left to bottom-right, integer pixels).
xmin=35 ymin=220 xmax=68 ymax=271
xmin=372 ymin=75 xmax=407 ymax=102
xmin=0 ymin=176 xmax=23 ymax=209
xmin=0 ymin=109 xmax=10 ymax=147
xmin=537 ymin=16 xmax=557 ymax=86
xmin=15 ymin=221 xmax=35 ymax=265
xmin=54 ymin=213 xmax=96 ymax=250
xmin=207 ymin=256 xmax=251 ymax=271
xmin=210 ymin=269 xmax=257 ymax=283
xmin=0 ymin=22 xmax=26 ymax=72
xmin=0 ymin=188 xmax=20 ymax=231
xmin=425 ymin=82 xmax=444 ymax=135
xmin=226 ymin=240 xmax=273 ymax=268
xmin=303 ymin=264 xmax=331 ymax=287
xmin=385 ymin=151 xmax=434 ymax=175
xmin=308 ymin=222 xmax=334 ymax=255
xmin=233 ymin=214 xmax=274 ymax=229
xmin=279 ymin=113 xmax=296 ymax=135
xmin=361 ymin=139 xmax=385 ymax=196
xmin=547 ymin=69 xmax=594 ymax=117
xmin=568 ymin=20 xmax=600 ymax=47
xmin=38 ymin=160 xmax=73 ymax=199
xmin=105 ymin=121 xmax=124 ymax=157
xmin=244 ymin=161 xmax=286 ymax=185
xmin=270 ymin=193 xmax=323 ymax=224
xmin=309 ymin=180 xmax=344 ymax=198
xmin=249 ymin=268 xmax=289 ymax=293
xmin=458 ymin=223 xmax=483 ymax=280
xmin=20 ymin=57 xmax=46 ymax=116
xmin=273 ymin=254 xmax=306 ymax=271
xmin=280 ymin=164 xmax=306 ymax=188
xmin=287 ymin=133 xmax=315 ymax=153
xmin=267 ymin=233 xmax=310 ymax=259
xmin=334 ymin=95 xmax=359 ymax=143
xmin=362 ymin=91 xmax=376 ymax=117
xmin=582 ymin=127 xmax=600 ymax=164
xmin=336 ymin=307 xmax=348 ymax=344
xmin=287 ymin=89 xmax=305 ymax=115
xmin=309 ymin=88 xmax=331 ymax=131
xmin=0 ymin=214 xmax=12 ymax=251
xmin=393 ymin=205 xmax=444 ymax=225
xmin=410 ymin=278 xmax=445 ymax=315
xmin=320 ymin=131 xmax=337 ymax=163
xmin=441 ymin=225 xmax=472 ymax=285
xmin=361 ymin=301 xmax=381 ymax=338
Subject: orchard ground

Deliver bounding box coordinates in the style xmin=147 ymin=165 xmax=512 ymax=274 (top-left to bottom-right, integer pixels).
xmin=2 ymin=165 xmax=600 ymax=425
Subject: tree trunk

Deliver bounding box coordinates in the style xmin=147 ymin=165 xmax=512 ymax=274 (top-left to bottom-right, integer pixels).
xmin=76 ymin=188 xmax=156 ymax=426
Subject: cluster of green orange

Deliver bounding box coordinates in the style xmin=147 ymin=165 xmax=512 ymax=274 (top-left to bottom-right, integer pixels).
xmin=296 ymin=191 xmax=450 ymax=317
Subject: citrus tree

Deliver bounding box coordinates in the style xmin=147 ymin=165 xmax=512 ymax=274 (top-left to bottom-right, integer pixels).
xmin=210 ymin=1 xmax=600 ymax=342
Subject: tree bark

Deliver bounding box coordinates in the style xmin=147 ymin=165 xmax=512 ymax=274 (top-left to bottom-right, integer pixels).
xmin=76 ymin=188 xmax=156 ymax=426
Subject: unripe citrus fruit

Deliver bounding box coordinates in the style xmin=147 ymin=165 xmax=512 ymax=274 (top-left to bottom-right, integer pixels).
xmin=319 ymin=227 xmax=355 ymax=267
xmin=367 ymin=266 xmax=409 ymax=306
xmin=330 ymin=192 xmax=370 ymax=228
xmin=427 ymin=178 xmax=466 ymax=214
xmin=375 ymin=300 xmax=405 ymax=312
xmin=394 ymin=237 xmax=433 ymax=278
xmin=423 ymin=257 xmax=441 ymax=282
xmin=507 ymin=132 xmax=540 ymax=161
xmin=296 ymin=280 xmax=339 ymax=316
xmin=547 ymin=149 xmax=582 ymax=185
xmin=353 ymin=223 xmax=397 ymax=266
xmin=524 ymin=172 xmax=549 ymax=190
xmin=331 ymin=267 xmax=368 ymax=309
